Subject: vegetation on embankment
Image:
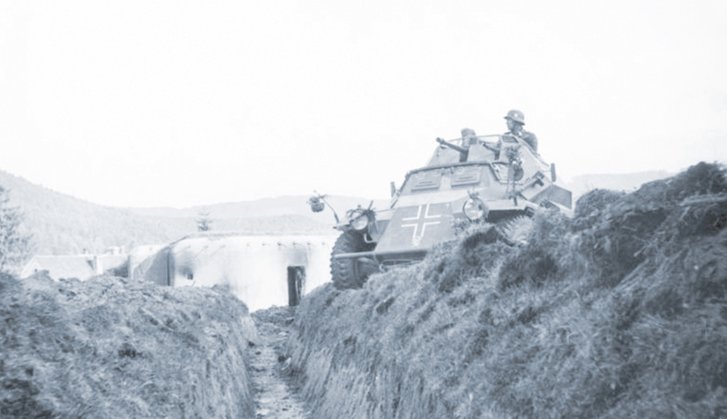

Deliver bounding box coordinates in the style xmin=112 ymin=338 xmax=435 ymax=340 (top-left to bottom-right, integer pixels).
xmin=1 ymin=273 xmax=258 ymax=418
xmin=288 ymin=162 xmax=727 ymax=418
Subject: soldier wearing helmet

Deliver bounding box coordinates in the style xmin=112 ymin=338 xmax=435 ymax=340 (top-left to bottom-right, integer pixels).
xmin=504 ymin=109 xmax=538 ymax=152
xmin=460 ymin=128 xmax=479 ymax=146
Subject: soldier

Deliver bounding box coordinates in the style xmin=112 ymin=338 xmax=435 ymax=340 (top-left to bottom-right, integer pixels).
xmin=504 ymin=109 xmax=538 ymax=152
xmin=460 ymin=128 xmax=479 ymax=146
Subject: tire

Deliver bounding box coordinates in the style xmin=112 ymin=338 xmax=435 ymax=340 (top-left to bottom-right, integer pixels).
xmin=330 ymin=231 xmax=374 ymax=289
xmin=497 ymin=215 xmax=534 ymax=245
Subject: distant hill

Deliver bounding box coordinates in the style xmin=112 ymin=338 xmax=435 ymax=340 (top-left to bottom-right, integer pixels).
xmin=0 ymin=170 xmax=184 ymax=254
xmin=0 ymin=170 xmax=339 ymax=255
xmin=127 ymin=195 xmax=390 ymax=222
xmin=126 ymin=195 xmax=391 ymax=237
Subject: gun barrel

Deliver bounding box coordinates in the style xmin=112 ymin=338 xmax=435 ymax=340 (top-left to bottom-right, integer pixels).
xmin=436 ymin=138 xmax=467 ymax=154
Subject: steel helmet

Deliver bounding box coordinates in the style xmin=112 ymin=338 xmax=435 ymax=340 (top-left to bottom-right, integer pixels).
xmin=504 ymin=109 xmax=525 ymax=125
xmin=461 ymin=127 xmax=476 ymax=137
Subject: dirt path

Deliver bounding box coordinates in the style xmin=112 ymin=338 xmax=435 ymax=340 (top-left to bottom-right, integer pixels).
xmin=249 ymin=307 xmax=309 ymax=419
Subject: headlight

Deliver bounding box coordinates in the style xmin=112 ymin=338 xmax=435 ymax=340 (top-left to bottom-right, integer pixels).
xmin=463 ymin=198 xmax=487 ymax=221
xmin=350 ymin=212 xmax=370 ymax=231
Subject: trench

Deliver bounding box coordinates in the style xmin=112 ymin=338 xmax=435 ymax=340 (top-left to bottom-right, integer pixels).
xmin=249 ymin=307 xmax=309 ymax=418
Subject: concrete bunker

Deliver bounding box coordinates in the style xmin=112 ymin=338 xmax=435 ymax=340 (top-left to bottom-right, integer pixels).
xmin=130 ymin=233 xmax=333 ymax=311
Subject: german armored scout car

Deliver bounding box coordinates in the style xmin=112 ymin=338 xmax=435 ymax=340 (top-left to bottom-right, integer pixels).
xmin=309 ymin=132 xmax=573 ymax=288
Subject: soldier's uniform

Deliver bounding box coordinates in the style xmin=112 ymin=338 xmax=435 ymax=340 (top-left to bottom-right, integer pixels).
xmin=517 ymin=130 xmax=538 ymax=152
xmin=504 ymin=109 xmax=538 ymax=153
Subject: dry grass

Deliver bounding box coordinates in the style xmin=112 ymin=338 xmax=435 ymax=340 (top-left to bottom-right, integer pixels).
xmin=0 ymin=273 xmax=257 ymax=418
xmin=288 ymin=162 xmax=727 ymax=418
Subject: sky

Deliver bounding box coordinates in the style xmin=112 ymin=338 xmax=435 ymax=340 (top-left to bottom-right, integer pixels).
xmin=1 ymin=0 xmax=726 ymax=208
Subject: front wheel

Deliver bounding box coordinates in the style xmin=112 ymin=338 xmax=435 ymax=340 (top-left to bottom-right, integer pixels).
xmin=330 ymin=231 xmax=375 ymax=289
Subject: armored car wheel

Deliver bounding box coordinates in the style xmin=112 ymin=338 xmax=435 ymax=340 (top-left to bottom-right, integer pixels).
xmin=497 ymin=215 xmax=534 ymax=245
xmin=330 ymin=231 xmax=375 ymax=289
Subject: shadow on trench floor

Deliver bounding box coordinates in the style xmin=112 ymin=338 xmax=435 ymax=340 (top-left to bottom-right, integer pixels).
xmin=250 ymin=306 xmax=310 ymax=419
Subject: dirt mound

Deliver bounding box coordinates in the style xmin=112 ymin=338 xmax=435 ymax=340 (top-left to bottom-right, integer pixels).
xmin=287 ymin=162 xmax=727 ymax=418
xmin=0 ymin=273 xmax=257 ymax=418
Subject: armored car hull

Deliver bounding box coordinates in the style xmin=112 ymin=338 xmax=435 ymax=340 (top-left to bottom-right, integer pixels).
xmin=312 ymin=134 xmax=572 ymax=288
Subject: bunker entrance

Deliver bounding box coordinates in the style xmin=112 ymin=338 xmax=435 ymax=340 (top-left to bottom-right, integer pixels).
xmin=287 ymin=266 xmax=305 ymax=306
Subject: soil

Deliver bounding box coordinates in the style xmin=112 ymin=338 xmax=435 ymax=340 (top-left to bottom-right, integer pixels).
xmin=0 ymin=273 xmax=255 ymax=418
xmin=250 ymin=307 xmax=310 ymax=418
xmin=4 ymin=162 xmax=724 ymax=418
xmin=287 ymin=162 xmax=727 ymax=418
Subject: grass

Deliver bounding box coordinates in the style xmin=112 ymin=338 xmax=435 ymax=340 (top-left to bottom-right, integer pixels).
xmin=0 ymin=273 xmax=257 ymax=418
xmin=288 ymin=162 xmax=727 ymax=418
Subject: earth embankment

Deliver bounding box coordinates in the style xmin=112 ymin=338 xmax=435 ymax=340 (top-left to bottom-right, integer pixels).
xmin=0 ymin=273 xmax=257 ymax=417
xmin=288 ymin=162 xmax=727 ymax=418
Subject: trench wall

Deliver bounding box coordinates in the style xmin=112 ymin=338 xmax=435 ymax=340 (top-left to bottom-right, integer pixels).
xmin=288 ymin=162 xmax=727 ymax=418
xmin=1 ymin=273 xmax=258 ymax=418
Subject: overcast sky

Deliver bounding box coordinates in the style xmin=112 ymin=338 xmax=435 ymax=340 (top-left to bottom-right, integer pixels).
xmin=1 ymin=0 xmax=726 ymax=208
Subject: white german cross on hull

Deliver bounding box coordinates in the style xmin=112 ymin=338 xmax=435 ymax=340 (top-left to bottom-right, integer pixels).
xmin=401 ymin=204 xmax=442 ymax=246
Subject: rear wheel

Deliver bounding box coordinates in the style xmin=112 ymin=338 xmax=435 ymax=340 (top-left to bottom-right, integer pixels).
xmin=330 ymin=231 xmax=375 ymax=289
xmin=497 ymin=215 xmax=534 ymax=245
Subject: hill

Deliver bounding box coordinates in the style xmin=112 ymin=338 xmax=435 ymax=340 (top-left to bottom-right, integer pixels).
xmin=288 ymin=162 xmax=727 ymax=418
xmin=127 ymin=195 xmax=389 ymax=224
xmin=0 ymin=170 xmax=191 ymax=254
xmin=0 ymin=170 xmax=335 ymax=254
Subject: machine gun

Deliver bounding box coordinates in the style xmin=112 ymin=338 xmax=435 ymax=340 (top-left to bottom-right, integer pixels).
xmin=435 ymin=137 xmax=467 ymax=153
xmin=436 ymin=137 xmax=469 ymax=162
